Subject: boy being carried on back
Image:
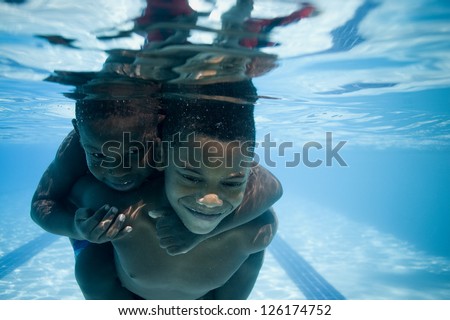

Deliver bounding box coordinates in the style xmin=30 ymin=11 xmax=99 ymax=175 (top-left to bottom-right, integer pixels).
xmin=31 ymin=79 xmax=282 ymax=299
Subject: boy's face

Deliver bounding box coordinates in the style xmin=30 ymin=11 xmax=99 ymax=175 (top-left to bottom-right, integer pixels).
xmin=75 ymin=116 xmax=155 ymax=192
xmin=164 ymin=134 xmax=253 ymax=234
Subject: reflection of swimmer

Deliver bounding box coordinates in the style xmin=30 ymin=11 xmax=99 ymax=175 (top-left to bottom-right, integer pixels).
xmin=134 ymin=0 xmax=198 ymax=49
xmin=168 ymin=47 xmax=277 ymax=84
xmin=216 ymin=1 xmax=317 ymax=49
xmin=172 ymin=51 xmax=250 ymax=84
xmin=128 ymin=1 xmax=315 ymax=84
xmin=240 ymin=2 xmax=317 ymax=49
xmin=49 ymin=0 xmax=311 ymax=85
xmin=129 ymin=43 xmax=277 ymax=84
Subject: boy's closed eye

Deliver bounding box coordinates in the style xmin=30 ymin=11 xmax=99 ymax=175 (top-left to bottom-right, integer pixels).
xmin=179 ymin=172 xmax=203 ymax=184
xmin=221 ymin=180 xmax=246 ymax=188
xmin=178 ymin=171 xmax=246 ymax=188
xmin=91 ymin=152 xmax=107 ymax=159
xmin=125 ymin=147 xmax=146 ymax=157
xmin=222 ymin=172 xmax=248 ymax=188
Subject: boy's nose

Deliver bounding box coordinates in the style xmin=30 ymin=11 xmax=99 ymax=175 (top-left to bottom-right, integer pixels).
xmin=196 ymin=193 xmax=223 ymax=208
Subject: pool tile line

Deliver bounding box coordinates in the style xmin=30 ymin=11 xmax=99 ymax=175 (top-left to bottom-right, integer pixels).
xmin=0 ymin=233 xmax=60 ymax=279
xmin=1 ymin=232 xmax=345 ymax=300
xmin=269 ymin=235 xmax=346 ymax=300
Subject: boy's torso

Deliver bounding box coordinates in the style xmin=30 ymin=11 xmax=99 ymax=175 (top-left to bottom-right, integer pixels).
xmin=114 ymin=213 xmax=251 ymax=299
xmin=72 ymin=175 xmax=253 ymax=300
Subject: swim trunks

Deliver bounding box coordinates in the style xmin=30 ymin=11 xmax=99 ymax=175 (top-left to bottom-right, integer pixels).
xmin=70 ymin=238 xmax=91 ymax=257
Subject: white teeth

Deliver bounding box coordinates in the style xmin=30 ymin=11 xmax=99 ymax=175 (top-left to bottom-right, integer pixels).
xmin=188 ymin=207 xmax=221 ymax=216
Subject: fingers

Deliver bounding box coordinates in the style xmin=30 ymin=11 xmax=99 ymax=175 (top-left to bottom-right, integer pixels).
xmin=155 ymin=217 xmax=181 ymax=254
xmin=75 ymin=204 xmax=112 ymax=230
xmin=87 ymin=206 xmax=119 ymax=239
xmin=148 ymin=206 xmax=174 ymax=219
xmin=148 ymin=210 xmax=164 ymax=219
xmin=75 ymin=205 xmax=132 ymax=243
xmin=113 ymin=225 xmax=133 ymax=240
xmin=157 ymin=233 xmax=186 ymax=256
xmin=155 ymin=215 xmax=199 ymax=255
xmin=95 ymin=210 xmax=133 ymax=242
xmin=73 ymin=207 xmax=93 ymax=221
xmin=150 ymin=209 xmax=187 ymax=254
xmin=104 ymin=213 xmax=126 ymax=238
xmin=166 ymin=245 xmax=187 ymax=256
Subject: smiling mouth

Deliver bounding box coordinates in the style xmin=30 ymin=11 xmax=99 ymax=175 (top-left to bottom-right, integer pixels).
xmin=184 ymin=205 xmax=223 ymax=221
xmin=109 ymin=180 xmax=135 ymax=191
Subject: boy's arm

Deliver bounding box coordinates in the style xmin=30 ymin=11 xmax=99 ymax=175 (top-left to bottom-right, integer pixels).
xmin=31 ymin=130 xmax=129 ymax=242
xmin=223 ymin=163 xmax=283 ymax=228
xmin=153 ymin=164 xmax=282 ymax=255
xmin=30 ymin=130 xmax=88 ymax=238
xmin=205 ymin=208 xmax=278 ymax=299
xmin=206 ymin=250 xmax=265 ymax=299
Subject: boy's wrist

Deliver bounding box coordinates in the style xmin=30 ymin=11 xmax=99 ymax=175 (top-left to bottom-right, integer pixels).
xmin=71 ymin=208 xmax=86 ymax=240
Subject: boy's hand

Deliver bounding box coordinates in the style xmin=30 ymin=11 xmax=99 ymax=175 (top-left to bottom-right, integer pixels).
xmin=149 ymin=208 xmax=204 ymax=256
xmin=74 ymin=205 xmax=132 ymax=243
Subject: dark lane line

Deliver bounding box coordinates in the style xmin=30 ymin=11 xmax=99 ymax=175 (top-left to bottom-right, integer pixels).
xmin=269 ymin=235 xmax=346 ymax=300
xmin=0 ymin=233 xmax=60 ymax=279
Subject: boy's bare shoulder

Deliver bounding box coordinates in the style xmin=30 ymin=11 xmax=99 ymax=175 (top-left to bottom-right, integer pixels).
xmin=249 ymin=164 xmax=283 ymax=198
xmin=227 ymin=208 xmax=278 ymax=254
xmin=53 ymin=129 xmax=87 ymax=172
xmin=32 ymin=130 xmax=88 ymax=204
xmin=56 ymin=130 xmax=81 ymax=156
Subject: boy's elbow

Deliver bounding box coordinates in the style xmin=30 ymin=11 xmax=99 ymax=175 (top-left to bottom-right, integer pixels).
xmin=271 ymin=177 xmax=283 ymax=203
xmin=30 ymin=194 xmax=56 ymax=228
xmin=251 ymin=208 xmax=278 ymax=252
xmin=30 ymin=199 xmax=45 ymax=226
xmin=264 ymin=209 xmax=278 ymax=251
xmin=30 ymin=207 xmax=37 ymax=224
xmin=259 ymin=165 xmax=283 ymax=203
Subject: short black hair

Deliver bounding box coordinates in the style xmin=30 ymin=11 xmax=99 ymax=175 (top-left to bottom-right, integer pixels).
xmin=162 ymin=80 xmax=257 ymax=146
xmin=74 ymin=77 xmax=163 ymax=129
xmin=75 ymin=98 xmax=160 ymax=123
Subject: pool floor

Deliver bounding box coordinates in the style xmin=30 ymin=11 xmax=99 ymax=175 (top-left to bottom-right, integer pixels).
xmin=1 ymin=189 xmax=449 ymax=300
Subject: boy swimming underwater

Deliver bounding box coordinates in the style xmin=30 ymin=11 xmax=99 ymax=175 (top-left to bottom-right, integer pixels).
xmin=68 ymin=94 xmax=279 ymax=299
xmin=31 ymin=79 xmax=282 ymax=299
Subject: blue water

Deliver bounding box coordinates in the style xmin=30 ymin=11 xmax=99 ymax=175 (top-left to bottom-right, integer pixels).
xmin=1 ymin=0 xmax=450 ymax=299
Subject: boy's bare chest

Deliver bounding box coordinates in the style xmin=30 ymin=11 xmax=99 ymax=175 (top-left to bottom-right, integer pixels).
xmin=113 ymin=214 xmax=249 ymax=299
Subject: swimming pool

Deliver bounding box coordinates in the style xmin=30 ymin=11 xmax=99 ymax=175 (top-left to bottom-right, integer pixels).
xmin=1 ymin=0 xmax=449 ymax=300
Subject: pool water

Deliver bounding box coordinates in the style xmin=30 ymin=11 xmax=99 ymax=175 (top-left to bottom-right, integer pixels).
xmin=1 ymin=0 xmax=450 ymax=300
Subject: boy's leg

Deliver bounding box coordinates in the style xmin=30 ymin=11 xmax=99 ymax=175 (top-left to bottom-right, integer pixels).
xmin=74 ymin=242 xmax=137 ymax=299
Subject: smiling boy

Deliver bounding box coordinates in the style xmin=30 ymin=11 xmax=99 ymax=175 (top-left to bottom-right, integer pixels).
xmin=68 ymin=96 xmax=279 ymax=299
